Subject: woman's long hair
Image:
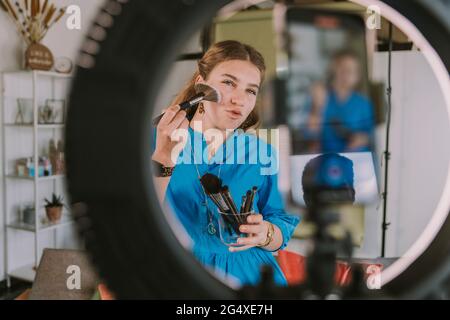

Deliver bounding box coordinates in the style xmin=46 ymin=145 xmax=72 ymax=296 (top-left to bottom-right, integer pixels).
xmin=172 ymin=40 xmax=266 ymax=131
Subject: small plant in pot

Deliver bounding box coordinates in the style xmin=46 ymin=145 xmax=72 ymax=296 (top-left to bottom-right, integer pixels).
xmin=44 ymin=193 xmax=65 ymax=223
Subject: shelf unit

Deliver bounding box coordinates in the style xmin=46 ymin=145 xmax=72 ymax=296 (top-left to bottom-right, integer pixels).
xmin=2 ymin=70 xmax=75 ymax=285
xmin=5 ymin=174 xmax=65 ymax=181
xmin=4 ymin=124 xmax=65 ymax=129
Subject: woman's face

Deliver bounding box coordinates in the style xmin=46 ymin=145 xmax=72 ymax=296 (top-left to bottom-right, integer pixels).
xmin=196 ymin=59 xmax=261 ymax=131
xmin=332 ymin=56 xmax=361 ymax=90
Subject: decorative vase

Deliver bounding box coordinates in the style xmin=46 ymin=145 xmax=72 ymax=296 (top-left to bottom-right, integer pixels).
xmin=25 ymin=42 xmax=54 ymax=71
xmin=45 ymin=206 xmax=62 ymax=223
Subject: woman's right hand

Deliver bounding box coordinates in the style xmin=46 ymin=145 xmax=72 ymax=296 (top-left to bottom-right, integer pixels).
xmin=307 ymin=82 xmax=327 ymax=133
xmin=310 ymin=82 xmax=327 ymax=113
xmin=152 ymin=105 xmax=189 ymax=167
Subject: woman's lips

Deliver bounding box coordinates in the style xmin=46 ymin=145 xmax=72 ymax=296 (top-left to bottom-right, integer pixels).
xmin=225 ymin=109 xmax=242 ymax=120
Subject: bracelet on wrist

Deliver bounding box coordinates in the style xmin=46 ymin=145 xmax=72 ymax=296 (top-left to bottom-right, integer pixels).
xmin=151 ymin=159 xmax=175 ymax=177
xmin=258 ymin=222 xmax=274 ymax=248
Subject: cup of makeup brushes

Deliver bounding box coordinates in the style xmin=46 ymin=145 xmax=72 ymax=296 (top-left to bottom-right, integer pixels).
xmin=218 ymin=210 xmax=254 ymax=247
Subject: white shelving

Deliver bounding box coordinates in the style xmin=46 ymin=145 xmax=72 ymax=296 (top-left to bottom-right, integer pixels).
xmin=7 ymin=211 xmax=73 ymax=233
xmin=2 ymin=70 xmax=75 ymax=287
xmin=4 ymin=123 xmax=65 ymax=129
xmin=2 ymin=70 xmax=73 ymax=79
xmin=5 ymin=174 xmax=65 ymax=181
xmin=8 ymin=264 xmax=36 ymax=282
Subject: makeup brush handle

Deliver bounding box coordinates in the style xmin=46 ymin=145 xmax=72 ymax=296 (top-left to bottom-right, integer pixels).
xmin=151 ymin=113 xmax=164 ymax=126
xmin=152 ymin=95 xmax=203 ymax=126
xmin=243 ymin=191 xmax=252 ymax=213
xmin=222 ymin=212 xmax=240 ymax=235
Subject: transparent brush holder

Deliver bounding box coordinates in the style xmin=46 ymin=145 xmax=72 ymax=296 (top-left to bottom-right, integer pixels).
xmin=218 ymin=210 xmax=254 ymax=247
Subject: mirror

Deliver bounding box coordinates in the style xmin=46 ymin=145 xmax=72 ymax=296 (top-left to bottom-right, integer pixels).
xmin=284 ymin=9 xmax=373 ymax=155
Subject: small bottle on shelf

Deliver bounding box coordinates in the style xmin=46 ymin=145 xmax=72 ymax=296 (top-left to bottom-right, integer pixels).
xmin=27 ymin=157 xmax=34 ymax=177
xmin=42 ymin=157 xmax=52 ymax=176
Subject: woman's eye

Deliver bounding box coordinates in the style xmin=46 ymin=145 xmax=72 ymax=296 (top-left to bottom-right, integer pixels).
xmin=247 ymin=89 xmax=257 ymax=96
xmin=222 ymin=80 xmax=235 ymax=87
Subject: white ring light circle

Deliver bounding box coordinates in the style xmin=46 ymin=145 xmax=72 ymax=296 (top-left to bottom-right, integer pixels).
xmin=350 ymin=0 xmax=450 ymax=287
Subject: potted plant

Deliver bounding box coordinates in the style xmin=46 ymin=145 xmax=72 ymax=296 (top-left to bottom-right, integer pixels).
xmin=44 ymin=193 xmax=64 ymax=223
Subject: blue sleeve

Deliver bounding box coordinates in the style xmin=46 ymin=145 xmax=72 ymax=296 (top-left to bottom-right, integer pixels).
xmin=256 ymin=147 xmax=301 ymax=251
xmin=151 ymin=127 xmax=158 ymax=152
xmin=348 ymin=96 xmax=375 ymax=135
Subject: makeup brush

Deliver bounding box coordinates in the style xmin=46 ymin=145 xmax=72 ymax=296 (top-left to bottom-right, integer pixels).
xmin=210 ymin=194 xmax=228 ymax=212
xmin=200 ymin=173 xmax=222 ymax=194
xmin=200 ymin=175 xmax=227 ymax=207
xmin=200 ymin=173 xmax=229 ymax=213
xmin=152 ymin=83 xmax=221 ymax=126
xmin=199 ymin=174 xmax=227 ymax=212
xmin=244 ymin=186 xmax=257 ymax=213
xmin=220 ymin=186 xmax=243 ymax=232
xmin=240 ymin=195 xmax=246 ymax=214
xmin=243 ymin=190 xmax=252 ymax=213
xmin=221 ymin=187 xmax=238 ymax=214
xmin=200 ymin=173 xmax=240 ymax=234
xmin=209 ymin=193 xmax=239 ymax=235
xmin=221 ymin=185 xmax=246 ymax=226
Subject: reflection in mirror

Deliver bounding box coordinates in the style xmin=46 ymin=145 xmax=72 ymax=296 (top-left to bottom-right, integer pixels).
xmin=285 ymin=10 xmax=374 ymax=155
xmin=271 ymin=7 xmax=384 ymax=295
xmin=150 ymin=0 xmax=450 ymax=297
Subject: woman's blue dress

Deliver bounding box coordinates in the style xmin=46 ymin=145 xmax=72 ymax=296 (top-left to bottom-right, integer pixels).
xmin=164 ymin=127 xmax=301 ymax=286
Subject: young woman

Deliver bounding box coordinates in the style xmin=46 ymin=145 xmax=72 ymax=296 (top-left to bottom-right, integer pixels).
xmin=306 ymin=51 xmax=375 ymax=153
xmin=152 ymin=40 xmax=300 ymax=286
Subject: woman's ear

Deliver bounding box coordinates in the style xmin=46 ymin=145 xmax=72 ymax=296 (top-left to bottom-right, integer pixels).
xmin=195 ymin=74 xmax=205 ymax=85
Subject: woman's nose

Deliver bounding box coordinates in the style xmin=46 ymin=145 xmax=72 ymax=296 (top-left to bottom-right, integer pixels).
xmin=230 ymin=88 xmax=246 ymax=106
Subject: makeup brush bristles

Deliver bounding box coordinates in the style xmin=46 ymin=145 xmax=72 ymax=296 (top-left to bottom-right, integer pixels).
xmin=194 ymin=83 xmax=221 ymax=104
xmin=200 ymin=173 xmax=222 ymax=195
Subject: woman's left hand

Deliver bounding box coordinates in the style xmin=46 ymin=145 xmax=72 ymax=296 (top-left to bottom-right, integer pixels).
xmin=229 ymin=213 xmax=269 ymax=252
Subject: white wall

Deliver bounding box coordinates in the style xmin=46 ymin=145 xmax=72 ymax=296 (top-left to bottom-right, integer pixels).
xmin=0 ymin=0 xmax=104 ymax=282
xmin=372 ymin=51 xmax=450 ymax=257
xmin=153 ymin=31 xmax=202 ymax=114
